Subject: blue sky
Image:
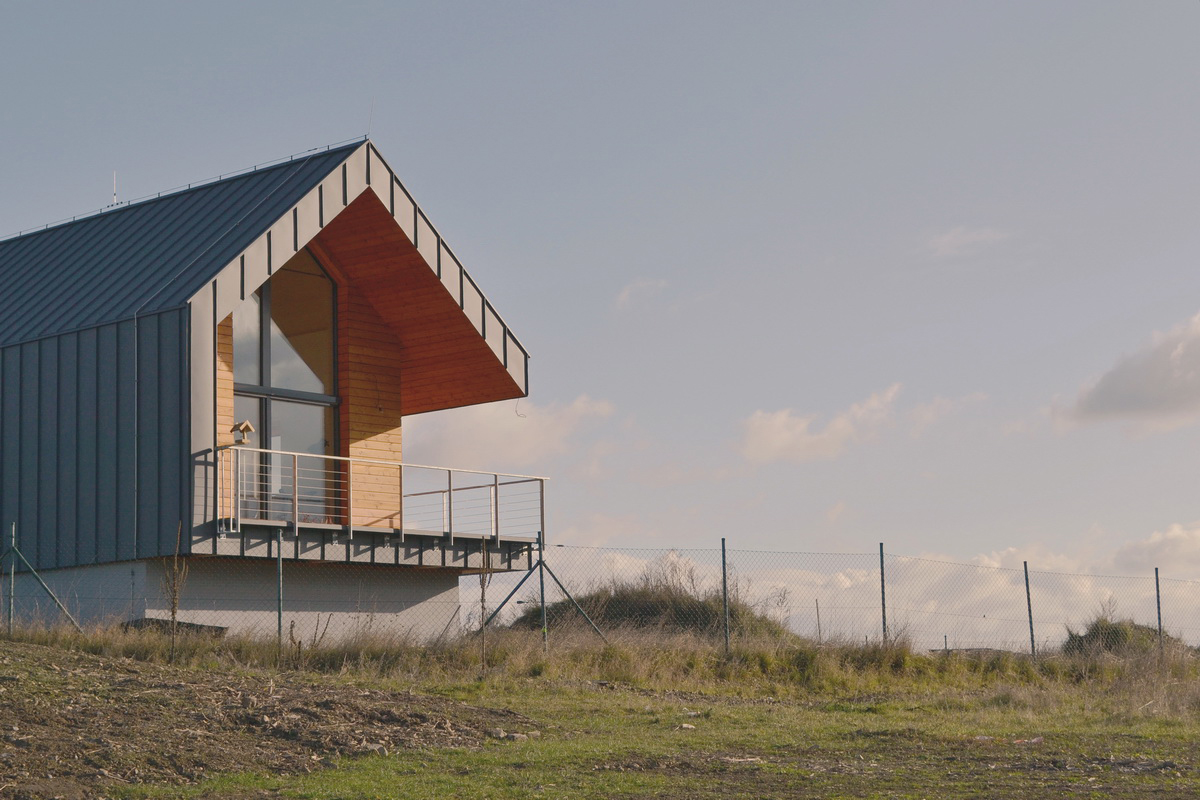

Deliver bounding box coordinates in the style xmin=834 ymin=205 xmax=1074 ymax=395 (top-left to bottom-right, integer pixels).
xmin=5 ymin=1 xmax=1200 ymax=574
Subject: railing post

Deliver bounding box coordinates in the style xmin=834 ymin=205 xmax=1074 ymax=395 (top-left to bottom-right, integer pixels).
xmin=397 ymin=464 xmax=404 ymax=542
xmin=492 ymin=474 xmax=500 ymax=544
xmin=346 ymin=460 xmax=354 ymax=538
xmin=291 ymin=454 xmax=299 ymax=539
xmin=230 ymin=448 xmax=235 ymax=527
xmin=446 ymin=470 xmax=454 ymax=545
xmin=236 ymin=448 xmax=244 ymax=533
xmin=216 ymin=448 xmax=224 ymax=533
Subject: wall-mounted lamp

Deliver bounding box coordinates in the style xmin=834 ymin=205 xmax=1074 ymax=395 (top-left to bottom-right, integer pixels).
xmin=231 ymin=420 xmax=255 ymax=446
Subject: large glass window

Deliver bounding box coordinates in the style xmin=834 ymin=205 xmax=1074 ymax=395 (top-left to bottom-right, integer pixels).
xmin=268 ymin=251 xmax=334 ymax=394
xmin=233 ymin=250 xmax=334 ymax=397
xmin=231 ymin=249 xmax=338 ymax=521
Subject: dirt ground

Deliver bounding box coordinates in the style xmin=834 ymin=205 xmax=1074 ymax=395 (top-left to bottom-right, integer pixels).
xmin=0 ymin=640 xmax=535 ymax=800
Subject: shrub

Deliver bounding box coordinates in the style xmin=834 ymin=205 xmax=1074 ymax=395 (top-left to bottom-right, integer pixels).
xmin=1062 ymin=616 xmax=1167 ymax=657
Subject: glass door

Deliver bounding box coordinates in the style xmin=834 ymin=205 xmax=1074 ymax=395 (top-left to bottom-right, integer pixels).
xmin=231 ymin=249 xmax=338 ymax=524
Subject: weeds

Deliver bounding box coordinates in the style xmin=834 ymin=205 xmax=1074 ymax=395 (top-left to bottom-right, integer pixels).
xmin=4 ymin=619 xmax=1196 ymax=703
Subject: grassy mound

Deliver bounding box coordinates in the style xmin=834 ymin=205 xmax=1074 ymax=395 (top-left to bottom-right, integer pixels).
xmin=510 ymin=583 xmax=790 ymax=637
xmin=510 ymin=560 xmax=790 ymax=638
xmin=1062 ymin=616 xmax=1168 ymax=656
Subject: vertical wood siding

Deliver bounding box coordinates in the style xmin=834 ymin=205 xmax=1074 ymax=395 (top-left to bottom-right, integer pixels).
xmin=216 ymin=316 xmax=235 ymax=447
xmin=338 ymin=281 xmax=405 ymax=528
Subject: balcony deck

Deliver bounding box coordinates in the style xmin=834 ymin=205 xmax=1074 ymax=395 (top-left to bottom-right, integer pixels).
xmin=199 ymin=446 xmax=544 ymax=572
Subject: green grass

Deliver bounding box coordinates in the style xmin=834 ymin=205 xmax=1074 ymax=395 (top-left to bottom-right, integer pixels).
xmin=60 ymin=626 xmax=1195 ymax=799
xmin=9 ymin=617 xmax=1200 ymax=798
xmin=117 ymin=673 xmax=1200 ymax=799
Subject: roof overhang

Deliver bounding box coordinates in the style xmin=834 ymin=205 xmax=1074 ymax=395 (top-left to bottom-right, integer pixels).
xmin=191 ymin=141 xmax=528 ymax=415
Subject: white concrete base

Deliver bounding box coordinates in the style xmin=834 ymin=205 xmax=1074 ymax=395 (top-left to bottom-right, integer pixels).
xmin=3 ymin=556 xmax=463 ymax=643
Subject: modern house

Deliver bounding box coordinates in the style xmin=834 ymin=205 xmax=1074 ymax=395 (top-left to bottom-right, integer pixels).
xmin=0 ymin=140 xmax=542 ymax=638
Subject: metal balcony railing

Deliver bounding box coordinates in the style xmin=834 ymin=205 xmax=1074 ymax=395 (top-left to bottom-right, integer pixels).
xmin=216 ymin=446 xmax=545 ymax=543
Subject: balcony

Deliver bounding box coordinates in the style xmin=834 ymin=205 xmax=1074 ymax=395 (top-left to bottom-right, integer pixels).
xmin=215 ymin=446 xmax=545 ymax=550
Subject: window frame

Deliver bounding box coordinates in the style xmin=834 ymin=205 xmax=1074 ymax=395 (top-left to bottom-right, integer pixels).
xmin=232 ymin=247 xmax=340 ymax=455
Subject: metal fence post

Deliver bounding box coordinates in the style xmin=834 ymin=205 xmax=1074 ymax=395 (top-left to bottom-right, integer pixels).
xmin=879 ymin=543 xmax=888 ymax=644
xmin=1155 ymin=567 xmax=1164 ymax=656
xmin=276 ymin=528 xmax=284 ymax=659
xmin=538 ymin=530 xmax=548 ymax=652
xmin=1024 ymin=561 xmax=1035 ymax=659
xmin=6 ymin=522 xmax=13 ymax=636
xmin=721 ymin=537 xmax=730 ymax=654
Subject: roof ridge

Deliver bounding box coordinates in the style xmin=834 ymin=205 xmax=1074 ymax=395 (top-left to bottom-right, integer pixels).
xmin=0 ymin=137 xmax=366 ymax=244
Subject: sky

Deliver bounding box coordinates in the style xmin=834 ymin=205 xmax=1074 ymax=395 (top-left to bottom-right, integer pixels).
xmin=4 ymin=1 xmax=1200 ymax=577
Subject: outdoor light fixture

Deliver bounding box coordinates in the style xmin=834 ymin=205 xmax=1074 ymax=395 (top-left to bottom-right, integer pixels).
xmin=230 ymin=420 xmax=255 ymax=445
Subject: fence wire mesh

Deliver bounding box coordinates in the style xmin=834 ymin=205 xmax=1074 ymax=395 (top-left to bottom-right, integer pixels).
xmin=3 ymin=541 xmax=1199 ymax=654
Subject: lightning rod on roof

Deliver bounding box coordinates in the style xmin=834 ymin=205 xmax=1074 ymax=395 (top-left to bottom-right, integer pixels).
xmin=112 ymin=171 xmax=117 ymax=206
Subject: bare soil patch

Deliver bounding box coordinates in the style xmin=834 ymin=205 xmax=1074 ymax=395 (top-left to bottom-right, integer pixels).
xmin=0 ymin=640 xmax=534 ymax=799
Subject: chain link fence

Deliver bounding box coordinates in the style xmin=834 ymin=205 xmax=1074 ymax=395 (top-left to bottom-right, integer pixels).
xmin=510 ymin=544 xmax=1200 ymax=654
xmin=3 ymin=540 xmax=1198 ymax=654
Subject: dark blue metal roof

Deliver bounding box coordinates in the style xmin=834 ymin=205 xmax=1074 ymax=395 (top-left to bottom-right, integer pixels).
xmin=0 ymin=142 xmax=360 ymax=347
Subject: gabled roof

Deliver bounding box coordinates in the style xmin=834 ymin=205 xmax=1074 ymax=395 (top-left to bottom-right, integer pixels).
xmin=0 ymin=140 xmax=529 ymax=410
xmin=0 ymin=142 xmax=359 ymax=345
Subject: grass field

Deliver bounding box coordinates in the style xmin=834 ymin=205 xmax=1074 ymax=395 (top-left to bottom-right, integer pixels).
xmin=169 ymin=678 xmax=1200 ymax=799
xmin=4 ymin=622 xmax=1200 ymax=799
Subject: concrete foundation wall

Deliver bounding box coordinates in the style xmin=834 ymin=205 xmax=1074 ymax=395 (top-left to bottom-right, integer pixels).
xmin=4 ymin=557 xmax=462 ymax=642
xmin=5 ymin=560 xmax=150 ymax=625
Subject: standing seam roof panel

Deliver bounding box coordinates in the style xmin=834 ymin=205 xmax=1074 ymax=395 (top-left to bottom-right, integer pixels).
xmin=82 ymin=175 xmax=279 ymax=326
xmin=6 ymin=154 xmax=346 ymax=339
xmin=28 ymin=187 xmax=222 ymax=335
xmin=0 ymin=144 xmax=359 ymax=347
xmin=155 ymin=156 xmax=345 ymax=307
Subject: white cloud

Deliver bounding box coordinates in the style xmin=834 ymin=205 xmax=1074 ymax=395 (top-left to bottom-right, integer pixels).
xmin=967 ymin=544 xmax=1092 ymax=574
xmin=740 ymin=384 xmax=901 ymax=464
xmin=402 ymin=395 xmax=614 ymax=471
xmin=908 ymin=392 xmax=987 ymax=436
xmin=1110 ymin=523 xmax=1200 ymax=576
xmin=615 ymin=277 xmax=667 ymax=311
xmin=1059 ymin=313 xmax=1200 ymax=431
xmin=927 ymin=226 xmax=1008 ymax=258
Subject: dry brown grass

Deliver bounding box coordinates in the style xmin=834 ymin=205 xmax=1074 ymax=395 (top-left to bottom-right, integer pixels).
xmin=5 ymin=617 xmax=1197 ymax=707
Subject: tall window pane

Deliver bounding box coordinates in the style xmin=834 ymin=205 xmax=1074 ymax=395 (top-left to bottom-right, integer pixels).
xmin=269 ymin=250 xmax=334 ymax=394
xmin=232 ymin=292 xmax=262 ymax=386
xmin=270 ymin=400 xmax=334 ymax=521
xmin=233 ymin=395 xmax=263 ymax=518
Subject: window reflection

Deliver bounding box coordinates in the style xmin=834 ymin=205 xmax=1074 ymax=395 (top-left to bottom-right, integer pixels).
xmin=232 ymin=292 xmax=261 ymax=386
xmin=229 ymin=248 xmax=338 ymax=523
xmin=269 ymin=251 xmax=334 ymax=394
xmin=233 ymin=395 xmax=263 ymax=518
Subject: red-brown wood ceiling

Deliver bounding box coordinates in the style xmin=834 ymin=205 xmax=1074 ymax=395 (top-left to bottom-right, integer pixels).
xmin=312 ymin=192 xmax=525 ymax=416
